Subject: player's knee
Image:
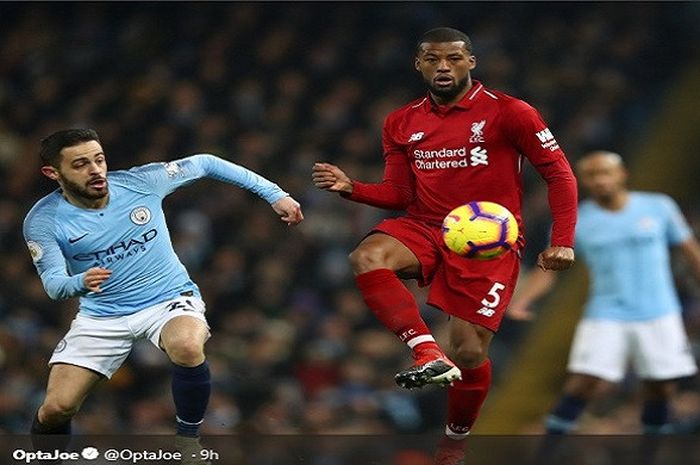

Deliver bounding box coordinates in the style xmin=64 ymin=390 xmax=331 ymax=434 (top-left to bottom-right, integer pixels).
xmin=165 ymin=338 xmax=205 ymax=366
xmin=41 ymin=399 xmax=80 ymax=422
xmin=563 ymin=374 xmax=603 ymax=399
xmin=447 ymin=343 xmax=485 ymax=369
xmin=349 ymin=245 xmax=389 ymax=274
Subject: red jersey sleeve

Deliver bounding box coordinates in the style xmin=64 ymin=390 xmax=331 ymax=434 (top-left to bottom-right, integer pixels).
xmin=505 ymin=102 xmax=578 ymax=248
xmin=345 ymin=116 xmax=415 ymax=210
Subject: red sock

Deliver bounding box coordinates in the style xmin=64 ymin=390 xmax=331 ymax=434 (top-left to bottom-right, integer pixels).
xmin=445 ymin=359 xmax=492 ymax=438
xmin=355 ymin=269 xmax=440 ymax=357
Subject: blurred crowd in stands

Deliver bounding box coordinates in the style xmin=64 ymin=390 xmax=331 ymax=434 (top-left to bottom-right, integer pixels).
xmin=0 ymin=2 xmax=699 ymax=436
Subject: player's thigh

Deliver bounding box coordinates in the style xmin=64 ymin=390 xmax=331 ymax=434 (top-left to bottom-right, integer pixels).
xmin=566 ymin=319 xmax=629 ymax=382
xmin=43 ymin=363 xmax=103 ymax=411
xmin=353 ymin=218 xmax=443 ymax=281
xmin=351 ymin=233 xmax=422 ymax=277
xmin=159 ymin=315 xmax=210 ymax=352
xmin=561 ymin=373 xmax=608 ymax=399
xmin=139 ymin=296 xmax=210 ymax=351
xmin=49 ymin=313 xmax=134 ymax=379
xmin=632 ymin=313 xmax=697 ymax=380
xmin=428 ymin=250 xmax=520 ymax=333
xmin=641 ymin=379 xmax=676 ymax=401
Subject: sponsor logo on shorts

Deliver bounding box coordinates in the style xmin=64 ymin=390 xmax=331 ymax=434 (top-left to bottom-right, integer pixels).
xmin=476 ymin=307 xmax=496 ymax=317
xmin=54 ymin=339 xmax=67 ymax=353
xmin=166 ymin=298 xmax=204 ymax=314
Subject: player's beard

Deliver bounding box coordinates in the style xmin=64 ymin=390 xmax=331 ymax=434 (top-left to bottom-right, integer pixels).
xmin=426 ymin=75 xmax=470 ymax=101
xmin=60 ymin=175 xmax=109 ymax=201
xmin=592 ymin=190 xmax=618 ymax=207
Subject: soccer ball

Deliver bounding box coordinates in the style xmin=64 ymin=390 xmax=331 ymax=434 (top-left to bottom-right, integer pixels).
xmin=441 ymin=201 xmax=518 ymax=259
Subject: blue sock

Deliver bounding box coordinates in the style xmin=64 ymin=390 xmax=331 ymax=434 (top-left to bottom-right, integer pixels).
xmin=642 ymin=400 xmax=671 ymax=434
xmin=31 ymin=410 xmax=72 ymax=435
xmin=545 ymin=395 xmax=587 ymax=434
xmin=31 ymin=411 xmax=72 ymax=464
xmin=172 ymin=361 xmax=211 ymax=437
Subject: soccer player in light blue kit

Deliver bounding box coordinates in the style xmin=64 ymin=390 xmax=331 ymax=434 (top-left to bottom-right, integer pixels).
xmin=24 ymin=129 xmax=303 ymax=455
xmin=508 ymin=150 xmax=700 ymax=434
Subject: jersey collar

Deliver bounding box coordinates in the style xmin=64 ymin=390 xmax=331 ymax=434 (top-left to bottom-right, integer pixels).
xmin=426 ymin=80 xmax=484 ymax=114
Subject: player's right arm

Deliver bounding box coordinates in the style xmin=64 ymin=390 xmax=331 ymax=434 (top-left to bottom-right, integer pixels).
xmin=23 ymin=206 xmax=110 ymax=299
xmin=312 ymin=116 xmax=415 ymax=210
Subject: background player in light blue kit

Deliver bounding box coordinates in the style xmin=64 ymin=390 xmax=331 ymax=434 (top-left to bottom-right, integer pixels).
xmin=508 ymin=150 xmax=700 ymax=434
xmin=24 ymin=129 xmax=303 ymax=455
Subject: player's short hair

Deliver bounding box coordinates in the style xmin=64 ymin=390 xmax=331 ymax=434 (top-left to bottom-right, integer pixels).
xmin=416 ymin=27 xmax=473 ymax=55
xmin=40 ymin=128 xmax=101 ymax=167
xmin=576 ymin=150 xmax=625 ymax=171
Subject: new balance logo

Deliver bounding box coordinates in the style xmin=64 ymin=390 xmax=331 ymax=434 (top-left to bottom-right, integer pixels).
xmin=408 ymin=132 xmax=424 ymax=142
xmin=535 ymin=128 xmax=560 ymax=151
xmin=476 ymin=307 xmax=496 ymax=317
xmin=470 ymin=146 xmax=489 ymax=166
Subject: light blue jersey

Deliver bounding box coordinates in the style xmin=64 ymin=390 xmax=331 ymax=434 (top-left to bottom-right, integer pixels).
xmin=24 ymin=154 xmax=288 ymax=316
xmin=576 ymin=192 xmax=692 ymax=321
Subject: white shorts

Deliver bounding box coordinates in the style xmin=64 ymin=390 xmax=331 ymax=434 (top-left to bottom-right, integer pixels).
xmin=567 ymin=312 xmax=697 ymax=382
xmin=49 ymin=296 xmax=210 ymax=379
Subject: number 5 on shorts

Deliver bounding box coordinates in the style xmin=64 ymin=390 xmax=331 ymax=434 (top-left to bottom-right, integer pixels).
xmin=477 ymin=282 xmax=505 ymax=317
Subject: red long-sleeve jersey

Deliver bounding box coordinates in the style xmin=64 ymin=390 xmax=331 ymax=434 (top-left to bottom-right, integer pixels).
xmin=348 ymin=81 xmax=577 ymax=248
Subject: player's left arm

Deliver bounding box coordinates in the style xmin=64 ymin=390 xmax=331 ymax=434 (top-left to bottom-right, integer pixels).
xmin=505 ymin=103 xmax=578 ymax=271
xmin=131 ymin=154 xmax=303 ymax=225
xmin=507 ymin=266 xmax=560 ymax=320
xmin=677 ymin=238 xmax=700 ymax=285
xmin=663 ymin=195 xmax=700 ymax=284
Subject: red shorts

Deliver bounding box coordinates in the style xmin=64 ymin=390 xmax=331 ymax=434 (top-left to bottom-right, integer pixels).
xmin=372 ymin=217 xmax=521 ymax=332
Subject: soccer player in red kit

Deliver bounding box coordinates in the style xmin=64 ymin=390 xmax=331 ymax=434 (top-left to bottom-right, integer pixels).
xmin=313 ymin=27 xmax=577 ymax=463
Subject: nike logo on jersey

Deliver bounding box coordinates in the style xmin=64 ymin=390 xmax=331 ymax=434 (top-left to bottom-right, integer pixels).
xmin=68 ymin=233 xmax=89 ymax=244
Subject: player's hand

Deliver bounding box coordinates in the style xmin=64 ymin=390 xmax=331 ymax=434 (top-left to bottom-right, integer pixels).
xmin=537 ymin=246 xmax=575 ymax=271
xmin=507 ymin=300 xmax=536 ymax=321
xmin=272 ymin=196 xmax=304 ymax=226
xmin=84 ymin=267 xmax=112 ymax=293
xmin=312 ymin=162 xmax=353 ymax=194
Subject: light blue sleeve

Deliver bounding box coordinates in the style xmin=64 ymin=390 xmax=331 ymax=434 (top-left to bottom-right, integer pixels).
xmin=126 ymin=154 xmax=289 ymax=203
xmin=659 ymin=195 xmax=692 ymax=245
xmin=23 ymin=205 xmax=87 ymax=300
